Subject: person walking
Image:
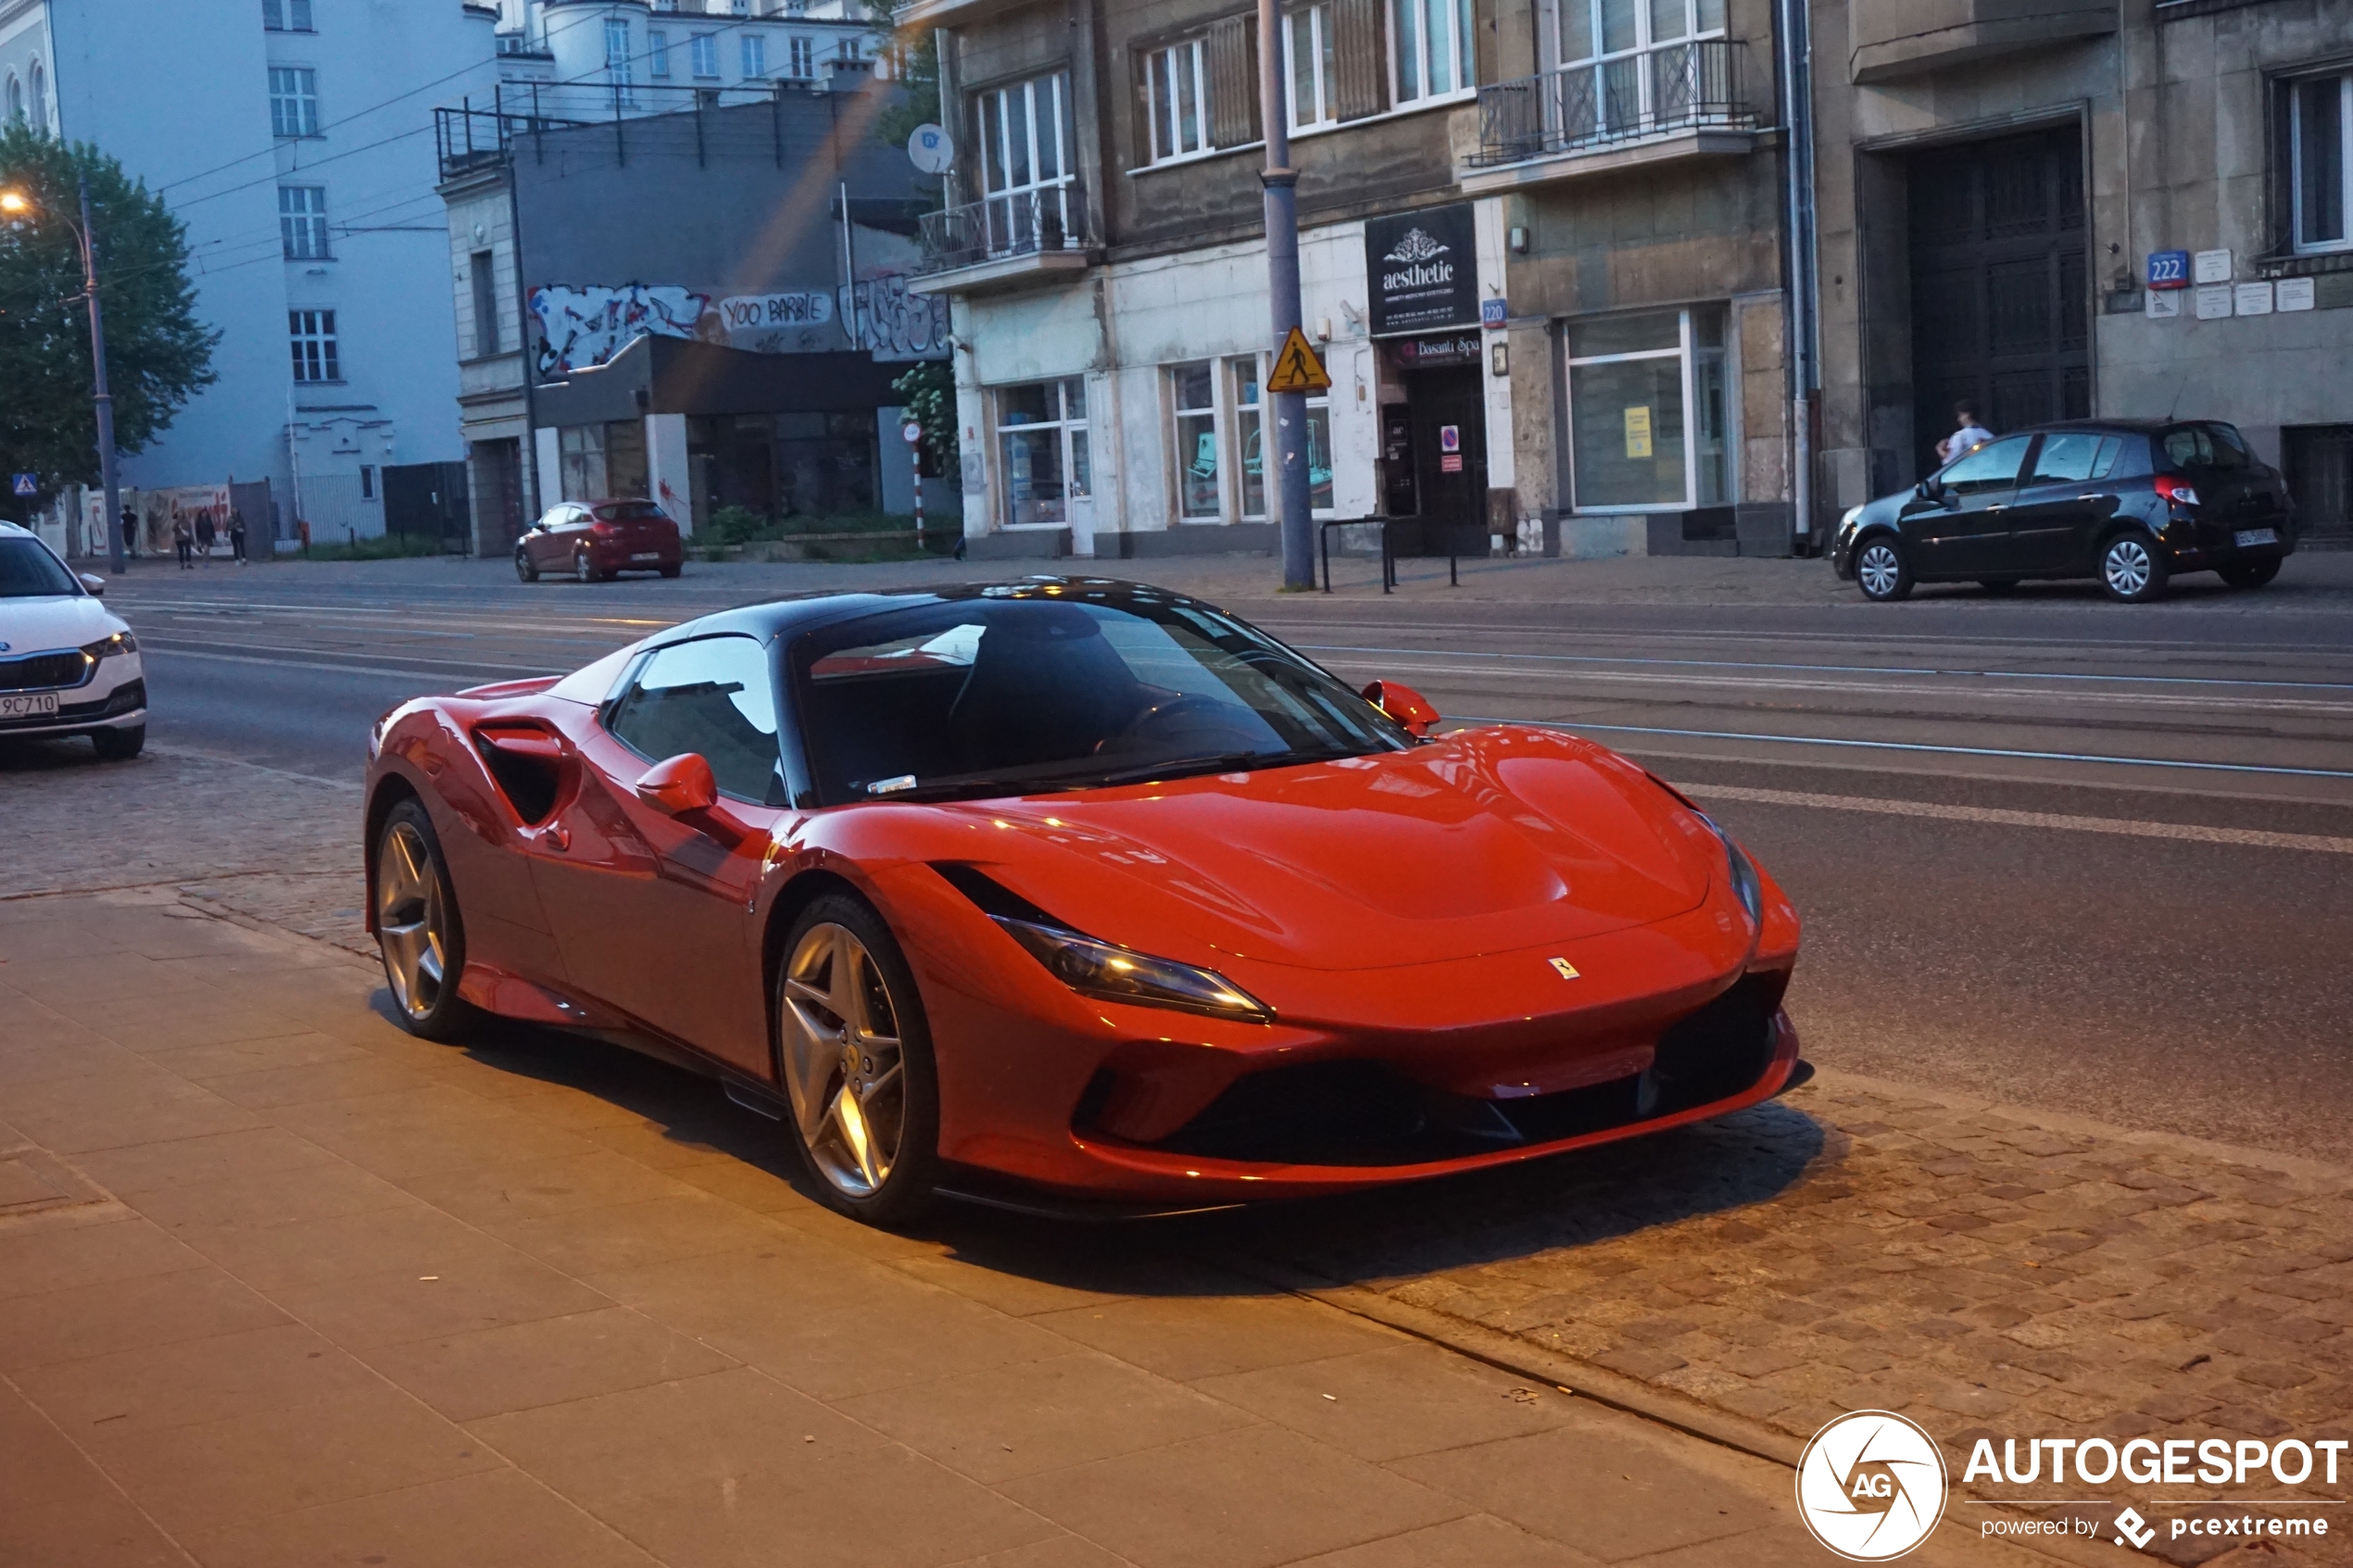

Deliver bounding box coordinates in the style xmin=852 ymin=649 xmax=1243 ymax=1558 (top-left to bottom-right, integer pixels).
xmin=171 ymin=513 xmax=194 ymax=570
xmin=1935 ymin=401 xmax=1995 ymax=466
xmin=120 ymin=504 xmax=138 ymax=561
xmin=195 ymin=508 xmax=217 ymax=564
xmin=228 ymin=508 xmax=247 ymax=564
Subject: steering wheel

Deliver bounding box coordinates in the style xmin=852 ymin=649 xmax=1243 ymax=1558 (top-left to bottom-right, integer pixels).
xmin=1097 ymin=694 xmax=1248 ymax=752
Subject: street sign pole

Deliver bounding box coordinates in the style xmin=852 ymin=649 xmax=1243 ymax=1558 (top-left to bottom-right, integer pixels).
xmin=902 ymin=420 xmax=926 ymax=550
xmin=80 ymin=177 xmax=123 ymax=575
xmin=1258 ymin=0 xmax=1312 ymax=589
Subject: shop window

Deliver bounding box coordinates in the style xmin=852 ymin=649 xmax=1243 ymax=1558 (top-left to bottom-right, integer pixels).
xmin=977 ymin=72 xmax=1076 ymax=254
xmin=560 ymin=424 xmax=608 ymax=501
xmin=1172 ymin=362 xmax=1221 ymax=519
xmin=1286 ymin=5 xmax=1337 ymax=130
xmin=1566 ymin=307 xmax=1728 ymax=510
xmin=2291 ymin=71 xmax=2351 ymax=254
xmin=1392 ymin=0 xmax=1475 ymax=104
xmin=1147 ymin=39 xmax=1211 ymax=161
xmin=995 ymin=379 xmax=1088 ymax=527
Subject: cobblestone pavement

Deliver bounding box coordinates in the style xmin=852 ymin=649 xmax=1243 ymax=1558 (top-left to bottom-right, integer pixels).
xmin=6 ymin=745 xmax=2347 ymax=1566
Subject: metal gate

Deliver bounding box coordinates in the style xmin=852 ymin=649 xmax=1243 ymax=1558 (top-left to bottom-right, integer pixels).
xmin=1907 ymin=125 xmax=2089 ymax=472
xmin=383 ymin=461 xmax=472 ymax=554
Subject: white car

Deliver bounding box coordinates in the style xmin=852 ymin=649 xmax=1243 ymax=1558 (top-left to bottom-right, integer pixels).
xmin=0 ymin=521 xmax=145 ymax=759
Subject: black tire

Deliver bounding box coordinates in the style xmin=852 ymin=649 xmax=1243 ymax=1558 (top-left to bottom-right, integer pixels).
xmin=372 ymin=798 xmax=483 ymax=1043
xmin=2099 ymin=529 xmax=2170 ymax=603
xmin=1854 ymin=535 xmax=1912 ymax=601
xmin=91 ymin=723 xmax=144 ymax=761
xmin=658 ymin=563 xmax=682 ymax=579
xmin=515 ymin=547 xmax=538 ymax=583
xmin=1977 ymin=578 xmax=2022 ymax=595
xmin=2218 ymin=557 xmax=2281 ymax=589
xmin=772 ymin=892 xmax=940 ymax=1228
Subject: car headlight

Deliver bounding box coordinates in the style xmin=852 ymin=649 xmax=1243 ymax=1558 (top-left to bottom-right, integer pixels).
xmin=1697 ymin=814 xmax=1762 ymax=929
xmin=1839 ymin=505 xmax=1863 ymax=533
xmin=992 ymin=916 xmax=1273 ymax=1022
xmin=82 ymin=631 xmax=136 ymax=659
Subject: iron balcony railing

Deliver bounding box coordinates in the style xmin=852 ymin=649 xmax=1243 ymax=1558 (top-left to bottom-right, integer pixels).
xmin=916 ymin=179 xmax=1092 ymax=276
xmin=1469 ymin=37 xmax=1756 ymax=168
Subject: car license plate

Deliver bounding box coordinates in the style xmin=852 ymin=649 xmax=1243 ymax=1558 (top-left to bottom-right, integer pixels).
xmin=631 ymin=551 xmax=660 ymax=561
xmin=2234 ymin=527 xmax=2276 ymax=547
xmin=0 ymin=692 xmax=60 ymax=720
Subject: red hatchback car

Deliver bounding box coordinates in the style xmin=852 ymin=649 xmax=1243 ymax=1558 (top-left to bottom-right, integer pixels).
xmin=515 ymin=499 xmax=683 ymax=583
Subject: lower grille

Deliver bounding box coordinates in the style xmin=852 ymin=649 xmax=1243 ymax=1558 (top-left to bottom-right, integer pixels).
xmin=0 ymin=650 xmax=92 ymax=692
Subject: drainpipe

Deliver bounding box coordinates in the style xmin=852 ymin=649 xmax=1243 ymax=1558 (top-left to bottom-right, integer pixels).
xmin=1777 ymin=0 xmax=1817 ymax=551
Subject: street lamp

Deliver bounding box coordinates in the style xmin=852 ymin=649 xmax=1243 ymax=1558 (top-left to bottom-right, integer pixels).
xmin=0 ymin=178 xmax=124 ymax=573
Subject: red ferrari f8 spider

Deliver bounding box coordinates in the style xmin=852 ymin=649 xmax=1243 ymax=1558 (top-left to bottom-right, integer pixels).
xmin=365 ymin=580 xmax=1805 ymax=1224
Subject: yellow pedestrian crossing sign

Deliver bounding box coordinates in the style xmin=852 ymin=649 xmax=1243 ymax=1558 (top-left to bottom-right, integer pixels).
xmin=1266 ymin=326 xmax=1331 ymax=394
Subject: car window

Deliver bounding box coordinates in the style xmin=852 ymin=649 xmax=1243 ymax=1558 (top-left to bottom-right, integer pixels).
xmin=604 ymin=633 xmax=783 ymax=803
xmin=1941 ymin=434 xmax=2031 ymax=495
xmin=2027 ymin=433 xmax=2109 ymax=486
xmin=593 ymin=501 xmax=669 ymax=522
xmin=0 ymin=536 xmax=82 ymax=597
xmin=2165 ymin=422 xmax=2251 ymax=470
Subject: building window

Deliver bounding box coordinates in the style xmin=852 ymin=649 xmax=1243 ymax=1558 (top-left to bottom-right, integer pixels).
xmin=359 ymin=464 xmax=375 ymax=500
xmin=2291 ymin=71 xmax=2351 ymax=254
xmin=788 ymin=35 xmax=812 ymax=77
xmin=1565 ymin=307 xmax=1727 ymax=511
xmin=560 ymin=424 xmax=608 ymax=502
xmin=5 ymin=76 xmax=19 ymax=126
xmin=1286 ymin=6 xmax=1337 ymax=131
xmin=27 ymin=59 xmax=44 ymax=130
xmin=278 ymin=186 xmax=329 ymax=260
xmin=1551 ymin=0 xmax=1728 ymax=136
xmin=977 ymin=72 xmax=1076 ymax=254
xmin=1230 ymin=357 xmax=1266 ymax=518
xmin=262 ymin=0 xmax=313 ymax=30
xmin=741 ymin=33 xmax=766 ymax=79
xmin=470 ymin=250 xmax=500 ymax=357
xmin=1146 ymin=39 xmax=1210 ymax=162
xmin=289 ymin=309 xmax=340 ymax=383
xmin=1170 ymin=361 xmax=1222 ymax=519
xmin=269 ymin=67 xmax=320 ymax=137
xmin=690 ymin=32 xmax=718 ymax=79
xmin=839 ymin=36 xmax=861 ymax=64
xmin=648 ymin=29 xmax=670 ymax=77
xmin=605 ymin=18 xmax=635 ymax=101
xmin=994 ymin=379 xmax=1088 ymax=527
xmin=1392 ymin=0 xmax=1475 ymax=104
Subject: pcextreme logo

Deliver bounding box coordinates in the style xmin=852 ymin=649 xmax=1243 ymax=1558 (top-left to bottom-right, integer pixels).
xmin=1795 ymin=1411 xmax=1949 ymax=1561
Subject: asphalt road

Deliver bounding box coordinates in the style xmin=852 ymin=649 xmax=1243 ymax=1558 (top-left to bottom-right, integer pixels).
xmin=45 ymin=550 xmax=2353 ymax=1164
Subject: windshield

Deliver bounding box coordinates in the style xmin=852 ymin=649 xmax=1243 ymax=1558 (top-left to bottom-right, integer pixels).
xmin=0 ymin=536 xmax=82 ymax=598
xmin=793 ymin=591 xmax=1410 ymax=804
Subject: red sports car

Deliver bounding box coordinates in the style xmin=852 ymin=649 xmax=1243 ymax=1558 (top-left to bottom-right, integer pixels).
xmin=514 ymin=498 xmax=684 ymax=583
xmin=365 ymin=580 xmax=1805 ymax=1225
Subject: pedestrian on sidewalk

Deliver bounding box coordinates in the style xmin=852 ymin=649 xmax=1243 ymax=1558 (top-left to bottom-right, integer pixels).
xmin=228 ymin=508 xmax=247 ymax=564
xmin=195 ymin=508 xmax=216 ymax=564
xmin=1935 ymin=401 xmax=1995 ymax=466
xmin=171 ymin=513 xmax=194 ymax=570
xmin=120 ymin=504 xmax=137 ymax=560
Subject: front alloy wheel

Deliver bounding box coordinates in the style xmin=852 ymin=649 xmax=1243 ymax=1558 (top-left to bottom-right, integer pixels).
xmin=1856 ymin=537 xmax=1911 ymax=601
xmin=373 ymin=800 xmax=477 ymax=1040
xmin=2100 ymin=531 xmax=2168 ymax=602
xmin=515 ymin=547 xmax=538 ymax=583
xmin=574 ymin=549 xmax=598 ymax=583
xmin=776 ymin=896 xmax=937 ymax=1224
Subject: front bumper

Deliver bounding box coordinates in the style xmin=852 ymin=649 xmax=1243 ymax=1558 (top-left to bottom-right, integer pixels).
xmin=0 ymin=667 xmax=145 ymax=741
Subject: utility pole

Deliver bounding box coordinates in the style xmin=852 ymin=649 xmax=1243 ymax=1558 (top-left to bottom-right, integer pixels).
xmin=78 ymin=178 xmax=122 ymax=574
xmin=1258 ymin=0 xmax=1313 ymax=588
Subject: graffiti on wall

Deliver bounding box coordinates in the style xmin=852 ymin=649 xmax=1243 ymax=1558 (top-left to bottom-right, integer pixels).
xmin=531 ymin=283 xmax=719 ymax=376
xmin=714 ymin=291 xmax=837 ymax=356
xmin=841 ymin=273 xmax=950 ymax=362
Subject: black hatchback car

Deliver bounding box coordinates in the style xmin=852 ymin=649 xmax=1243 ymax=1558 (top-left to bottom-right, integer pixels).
xmin=1831 ymin=420 xmax=2296 ymax=602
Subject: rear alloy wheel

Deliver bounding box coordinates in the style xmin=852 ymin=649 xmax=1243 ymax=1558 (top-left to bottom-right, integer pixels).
xmin=92 ymin=723 xmax=144 ymax=761
xmin=2219 ymin=558 xmax=2281 ymax=589
xmin=373 ymin=799 xmax=479 ymax=1041
xmin=1855 ymin=536 xmax=1912 ymax=601
xmin=775 ymin=894 xmax=938 ymax=1226
xmin=514 ymin=547 xmax=538 ymax=583
xmin=2100 ymin=530 xmax=2169 ymax=603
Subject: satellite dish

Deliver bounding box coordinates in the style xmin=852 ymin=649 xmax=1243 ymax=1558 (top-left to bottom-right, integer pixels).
xmin=907 ymin=123 xmax=954 ymax=175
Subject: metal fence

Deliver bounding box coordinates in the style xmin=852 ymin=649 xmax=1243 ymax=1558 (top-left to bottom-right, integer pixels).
xmin=1470 ymin=38 xmax=1755 ymax=168
xmin=917 ymin=181 xmax=1092 ymax=276
xmin=434 ymin=80 xmax=836 ymax=181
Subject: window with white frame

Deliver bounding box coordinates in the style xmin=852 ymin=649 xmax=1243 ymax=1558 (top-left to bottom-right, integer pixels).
xmin=1285 ymin=6 xmax=1337 ymax=131
xmin=278 ymin=186 xmax=329 ymax=260
xmin=788 ymin=35 xmax=813 ymax=77
xmin=840 ymin=36 xmax=862 ymax=63
xmin=1550 ymin=0 xmax=1728 ymax=137
xmin=648 ymin=29 xmax=671 ymax=76
xmin=690 ymin=32 xmax=719 ymax=78
xmin=269 ymin=67 xmax=319 ymax=136
xmin=1146 ymin=39 xmax=1210 ymax=162
xmin=606 ymin=19 xmax=635 ymax=100
xmin=2291 ymin=71 xmax=2351 ymax=254
xmin=261 ymin=0 xmax=313 ymax=30
xmin=1227 ymin=354 xmax=1334 ymax=519
xmin=977 ymin=72 xmax=1076 ymax=254
xmin=1171 ymin=361 xmax=1221 ymax=519
xmin=995 ymin=379 xmax=1089 ymax=526
xmin=742 ymin=34 xmax=767 ymax=78
xmin=289 ymin=309 xmax=340 ymax=383
xmin=1565 ymin=307 xmax=1727 ymax=511
xmin=5 ymin=76 xmax=19 ymax=126
xmin=1392 ymin=0 xmax=1474 ymax=104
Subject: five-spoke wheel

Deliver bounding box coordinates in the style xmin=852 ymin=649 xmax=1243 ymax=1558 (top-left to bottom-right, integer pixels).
xmin=373 ymin=799 xmax=478 ymax=1040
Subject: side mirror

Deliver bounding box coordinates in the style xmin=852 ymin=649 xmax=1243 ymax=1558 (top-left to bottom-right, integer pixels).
xmin=635 ymin=752 xmax=718 ymax=816
xmin=78 ymin=572 xmax=105 ymax=596
xmin=1913 ymin=481 xmax=1932 ymax=501
xmin=1361 ymin=679 xmax=1439 ymax=738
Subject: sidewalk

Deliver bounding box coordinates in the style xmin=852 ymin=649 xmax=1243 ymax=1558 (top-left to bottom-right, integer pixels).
xmin=0 ymin=889 xmax=2070 ymax=1568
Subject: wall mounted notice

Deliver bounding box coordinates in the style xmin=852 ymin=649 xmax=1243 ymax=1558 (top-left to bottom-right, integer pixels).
xmin=2234 ymin=282 xmax=2274 ymax=316
xmin=1624 ymin=406 xmax=1653 ymax=458
xmin=2194 ymin=249 xmax=2233 ymax=284
xmin=2145 ymin=288 xmax=2181 ymax=320
xmin=2278 ymin=277 xmax=2316 ymax=312
xmin=2193 ymin=284 xmax=2233 ymax=320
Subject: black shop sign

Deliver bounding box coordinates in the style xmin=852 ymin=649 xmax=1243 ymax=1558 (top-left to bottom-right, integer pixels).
xmin=1365 ymin=204 xmax=1478 ymax=338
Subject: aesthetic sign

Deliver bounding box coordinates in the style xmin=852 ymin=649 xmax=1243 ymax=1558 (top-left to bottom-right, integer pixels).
xmin=1365 ymin=205 xmax=1478 ymax=337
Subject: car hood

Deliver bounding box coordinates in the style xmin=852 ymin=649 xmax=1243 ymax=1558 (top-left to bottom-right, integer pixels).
xmin=0 ymin=594 xmax=120 ymax=653
xmin=937 ymin=727 xmax=1718 ymax=972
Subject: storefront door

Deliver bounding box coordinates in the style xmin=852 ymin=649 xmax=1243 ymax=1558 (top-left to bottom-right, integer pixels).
xmin=1403 ymin=364 xmax=1488 ymax=547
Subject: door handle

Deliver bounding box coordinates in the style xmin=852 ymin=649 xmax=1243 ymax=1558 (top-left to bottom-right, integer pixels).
xmin=1984 ymin=504 xmax=2007 ymax=513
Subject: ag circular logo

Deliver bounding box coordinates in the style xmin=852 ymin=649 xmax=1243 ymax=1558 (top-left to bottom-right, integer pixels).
xmin=1795 ymin=1410 xmax=1948 ymax=1561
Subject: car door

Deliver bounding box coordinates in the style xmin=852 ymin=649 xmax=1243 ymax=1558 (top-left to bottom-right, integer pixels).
xmin=2007 ymin=432 xmax=2124 ymax=574
xmin=528 ymin=633 xmax=786 ymax=1074
xmin=1900 ymin=434 xmax=2032 ymax=578
xmin=523 ymin=506 xmax=570 ymax=571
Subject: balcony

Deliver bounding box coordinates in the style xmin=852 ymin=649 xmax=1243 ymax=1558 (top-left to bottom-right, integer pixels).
xmin=1849 ymin=0 xmax=2115 ymax=83
xmin=1458 ymin=38 xmax=1761 ymax=195
xmin=909 ymin=181 xmax=1094 ymax=296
